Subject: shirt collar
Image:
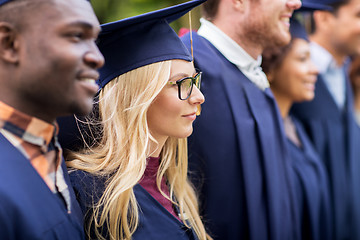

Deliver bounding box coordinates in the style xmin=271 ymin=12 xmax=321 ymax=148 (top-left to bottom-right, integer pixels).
xmin=0 ymin=101 xmax=57 ymax=148
xmin=198 ymin=18 xmax=261 ymax=70
xmin=197 ymin=18 xmax=269 ymax=90
xmin=310 ymin=42 xmax=342 ymax=73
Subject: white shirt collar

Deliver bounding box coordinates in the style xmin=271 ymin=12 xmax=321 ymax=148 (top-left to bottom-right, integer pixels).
xmin=310 ymin=41 xmax=346 ymax=109
xmin=198 ymin=18 xmax=269 ymax=90
xmin=310 ymin=42 xmax=339 ymax=73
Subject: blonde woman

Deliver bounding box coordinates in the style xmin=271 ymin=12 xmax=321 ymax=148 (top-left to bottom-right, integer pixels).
xmin=66 ymin=1 xmax=211 ymax=240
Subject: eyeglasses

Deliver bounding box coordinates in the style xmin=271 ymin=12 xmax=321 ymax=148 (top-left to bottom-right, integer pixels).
xmin=168 ymin=72 xmax=202 ymax=100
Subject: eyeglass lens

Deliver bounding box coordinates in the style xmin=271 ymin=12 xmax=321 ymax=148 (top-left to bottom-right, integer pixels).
xmin=180 ymin=73 xmax=201 ymax=100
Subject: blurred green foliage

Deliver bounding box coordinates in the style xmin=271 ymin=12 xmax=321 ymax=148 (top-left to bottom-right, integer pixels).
xmin=91 ymin=0 xmax=202 ymax=32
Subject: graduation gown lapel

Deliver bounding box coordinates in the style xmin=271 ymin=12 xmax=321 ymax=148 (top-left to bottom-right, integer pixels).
xmin=288 ymin=118 xmax=332 ymax=240
xmin=225 ymin=63 xmax=296 ymax=240
xmin=133 ymin=185 xmax=198 ymax=240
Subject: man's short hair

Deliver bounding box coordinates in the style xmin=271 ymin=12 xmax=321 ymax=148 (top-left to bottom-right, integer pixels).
xmin=329 ymin=0 xmax=351 ymax=14
xmin=201 ymin=0 xmax=260 ymax=21
xmin=201 ymin=0 xmax=220 ymax=21
xmin=0 ymin=0 xmax=55 ymax=32
xmin=310 ymin=0 xmax=351 ymax=33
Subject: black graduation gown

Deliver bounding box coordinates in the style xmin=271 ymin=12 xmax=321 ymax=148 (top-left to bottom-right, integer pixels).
xmin=292 ymin=71 xmax=360 ymax=240
xmin=181 ymin=32 xmax=299 ymax=240
xmin=288 ymin=117 xmax=332 ymax=240
xmin=69 ymin=170 xmax=198 ymax=240
xmin=0 ymin=133 xmax=85 ymax=239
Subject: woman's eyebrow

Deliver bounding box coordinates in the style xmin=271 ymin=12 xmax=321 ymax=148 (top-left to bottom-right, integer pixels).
xmin=169 ymin=73 xmax=189 ymax=81
xmin=169 ymin=71 xmax=197 ymax=81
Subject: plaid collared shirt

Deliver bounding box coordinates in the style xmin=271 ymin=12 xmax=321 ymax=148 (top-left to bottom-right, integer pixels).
xmin=0 ymin=101 xmax=71 ymax=213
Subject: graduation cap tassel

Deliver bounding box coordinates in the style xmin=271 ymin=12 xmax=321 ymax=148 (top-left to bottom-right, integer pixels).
xmin=189 ymin=11 xmax=202 ymax=116
xmin=189 ymin=11 xmax=193 ymax=59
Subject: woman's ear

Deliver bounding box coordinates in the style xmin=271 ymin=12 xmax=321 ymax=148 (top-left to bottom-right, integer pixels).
xmin=0 ymin=22 xmax=20 ymax=64
xmin=266 ymin=70 xmax=275 ymax=84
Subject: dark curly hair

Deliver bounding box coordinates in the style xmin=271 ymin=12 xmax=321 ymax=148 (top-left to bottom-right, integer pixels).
xmin=261 ymin=41 xmax=294 ymax=75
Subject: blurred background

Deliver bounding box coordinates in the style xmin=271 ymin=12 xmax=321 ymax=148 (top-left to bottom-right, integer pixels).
xmin=91 ymin=0 xmax=202 ymax=32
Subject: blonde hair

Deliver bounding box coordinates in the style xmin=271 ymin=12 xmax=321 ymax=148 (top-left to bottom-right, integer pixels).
xmin=67 ymin=60 xmax=211 ymax=240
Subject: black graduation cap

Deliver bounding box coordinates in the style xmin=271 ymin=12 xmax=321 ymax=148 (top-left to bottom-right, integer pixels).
xmin=292 ymin=0 xmax=339 ymax=40
xmin=97 ymin=0 xmax=206 ymax=89
xmin=0 ymin=0 xmax=11 ymax=6
xmin=290 ymin=18 xmax=309 ymax=41
xmin=300 ymin=0 xmax=342 ymax=11
xmin=0 ymin=0 xmax=91 ymax=7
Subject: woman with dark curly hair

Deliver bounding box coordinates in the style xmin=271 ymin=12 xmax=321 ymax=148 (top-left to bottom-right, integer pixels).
xmin=262 ymin=17 xmax=332 ymax=240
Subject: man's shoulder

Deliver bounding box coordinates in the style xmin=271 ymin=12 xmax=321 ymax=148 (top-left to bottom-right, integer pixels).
xmin=0 ymin=183 xmax=84 ymax=239
xmin=0 ymin=134 xmax=28 ymax=184
xmin=0 ymin=132 xmax=19 ymax=155
xmin=181 ymin=31 xmax=219 ymax=57
xmin=0 ymin=163 xmax=84 ymax=239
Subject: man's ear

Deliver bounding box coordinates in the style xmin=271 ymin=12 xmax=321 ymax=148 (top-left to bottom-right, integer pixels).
xmin=232 ymin=0 xmax=246 ymax=12
xmin=0 ymin=22 xmax=19 ymax=64
xmin=313 ymin=10 xmax=334 ymax=32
